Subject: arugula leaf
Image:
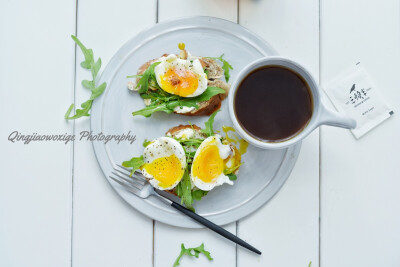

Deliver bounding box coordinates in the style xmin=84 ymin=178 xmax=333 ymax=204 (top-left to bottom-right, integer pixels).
xmin=65 ymin=35 xmax=107 ymax=120
xmin=174 ymin=138 xmax=203 ymax=147
xmin=201 ymin=110 xmax=219 ymax=136
xmin=173 ymin=243 xmax=213 ymax=267
xmin=176 ymin=169 xmax=193 ymax=210
xmin=192 ymin=190 xmax=208 ymax=201
xmin=136 ymin=62 xmax=161 ymax=93
xmin=89 ymin=82 xmax=107 ymax=100
xmin=132 ymin=102 xmax=174 ymax=117
xmin=126 ymin=74 xmax=143 ymax=78
xmin=179 ymin=87 xmax=225 ymax=108
xmin=207 ymin=54 xmax=233 ymax=82
xmin=227 ymin=174 xmax=237 ymax=181
xmin=122 ymin=156 xmax=145 ymax=176
xmin=65 ymin=99 xmax=92 ymax=120
xmin=82 ymin=80 xmax=95 ymax=89
xmin=131 ymin=87 xmax=225 ymax=117
xmin=142 ymin=139 xmax=151 ymax=147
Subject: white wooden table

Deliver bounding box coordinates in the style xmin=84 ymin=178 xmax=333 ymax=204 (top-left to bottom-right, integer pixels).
xmin=1 ymin=0 xmax=399 ymax=266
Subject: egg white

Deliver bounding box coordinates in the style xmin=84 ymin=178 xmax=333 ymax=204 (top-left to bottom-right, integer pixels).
xmin=142 ymin=137 xmax=186 ymax=190
xmin=190 ymin=136 xmax=233 ymax=191
xmin=154 ymin=54 xmax=208 ymax=97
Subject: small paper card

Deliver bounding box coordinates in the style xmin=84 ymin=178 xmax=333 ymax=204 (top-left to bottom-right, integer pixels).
xmin=323 ymin=63 xmax=393 ymax=138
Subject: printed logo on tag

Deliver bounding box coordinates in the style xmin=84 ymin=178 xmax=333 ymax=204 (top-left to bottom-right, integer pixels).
xmin=323 ymin=63 xmax=393 ymax=139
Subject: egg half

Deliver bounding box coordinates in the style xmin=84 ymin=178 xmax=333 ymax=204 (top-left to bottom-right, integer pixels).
xmin=141 ymin=137 xmax=186 ymax=190
xmin=154 ymin=54 xmax=208 ymax=97
xmin=191 ymin=136 xmax=233 ymax=191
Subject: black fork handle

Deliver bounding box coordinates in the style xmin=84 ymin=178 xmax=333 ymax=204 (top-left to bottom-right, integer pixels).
xmin=170 ymin=202 xmax=262 ymax=255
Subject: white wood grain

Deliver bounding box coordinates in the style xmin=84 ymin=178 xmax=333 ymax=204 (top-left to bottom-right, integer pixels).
xmin=320 ymin=0 xmax=400 ymax=266
xmin=71 ymin=0 xmax=157 ymax=266
xmin=238 ymin=0 xmax=320 ymax=266
xmin=155 ymin=1 xmax=238 ymax=267
xmin=159 ymin=0 xmax=238 ymax=23
xmin=0 ymin=0 xmax=76 ymax=266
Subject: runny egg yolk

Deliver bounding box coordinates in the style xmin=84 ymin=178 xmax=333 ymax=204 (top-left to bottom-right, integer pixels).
xmin=192 ymin=144 xmax=224 ymax=183
xmin=143 ymin=154 xmax=184 ymax=188
xmin=159 ymin=68 xmax=199 ymax=97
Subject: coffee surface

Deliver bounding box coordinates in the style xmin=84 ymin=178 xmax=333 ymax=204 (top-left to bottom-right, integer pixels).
xmin=234 ymin=66 xmax=313 ymax=142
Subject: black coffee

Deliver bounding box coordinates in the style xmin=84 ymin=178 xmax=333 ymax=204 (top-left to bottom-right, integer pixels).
xmin=234 ymin=66 xmax=313 ymax=142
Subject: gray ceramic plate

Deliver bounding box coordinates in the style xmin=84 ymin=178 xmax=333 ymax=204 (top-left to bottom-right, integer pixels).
xmin=91 ymin=16 xmax=301 ymax=228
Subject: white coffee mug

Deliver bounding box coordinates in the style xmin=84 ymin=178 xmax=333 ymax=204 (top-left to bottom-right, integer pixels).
xmin=228 ymin=57 xmax=356 ymax=149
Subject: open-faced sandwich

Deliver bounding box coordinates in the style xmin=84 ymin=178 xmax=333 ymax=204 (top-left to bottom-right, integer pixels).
xmin=122 ymin=112 xmax=247 ymax=210
xmin=127 ymin=43 xmax=233 ymax=117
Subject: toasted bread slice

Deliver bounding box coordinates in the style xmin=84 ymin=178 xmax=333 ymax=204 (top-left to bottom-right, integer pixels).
xmin=132 ymin=54 xmax=230 ymax=115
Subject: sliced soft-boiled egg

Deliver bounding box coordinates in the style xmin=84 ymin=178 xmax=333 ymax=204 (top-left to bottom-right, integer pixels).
xmin=154 ymin=54 xmax=208 ymax=97
xmin=190 ymin=136 xmax=233 ymax=191
xmin=141 ymin=137 xmax=186 ymax=190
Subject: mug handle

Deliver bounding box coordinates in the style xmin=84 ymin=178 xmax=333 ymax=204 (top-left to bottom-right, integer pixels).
xmin=319 ymin=103 xmax=357 ymax=129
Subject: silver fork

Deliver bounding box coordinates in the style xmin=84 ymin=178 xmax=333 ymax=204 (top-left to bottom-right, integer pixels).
xmin=110 ymin=165 xmax=261 ymax=255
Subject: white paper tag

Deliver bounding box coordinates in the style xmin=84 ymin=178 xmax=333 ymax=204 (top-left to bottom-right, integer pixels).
xmin=323 ymin=63 xmax=393 ymax=138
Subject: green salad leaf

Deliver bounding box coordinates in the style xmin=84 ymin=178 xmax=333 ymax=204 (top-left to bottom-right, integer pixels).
xmin=142 ymin=139 xmax=152 ymax=147
xmin=173 ymin=243 xmax=213 ymax=267
xmin=201 ymin=110 xmax=219 ymax=137
xmin=134 ymin=62 xmax=161 ymax=93
xmin=131 ymin=102 xmax=174 ymax=117
xmin=227 ymin=174 xmax=237 ymax=181
xmin=65 ymin=35 xmax=107 ymax=120
xmin=180 ymin=87 xmax=225 ymax=106
xmin=192 ymin=189 xmax=209 ymax=201
xmin=122 ymin=156 xmax=145 ymax=176
xmin=175 ymin=169 xmax=193 ymax=211
xmin=131 ymin=87 xmax=225 ymax=117
xmin=207 ymin=54 xmax=233 ymax=82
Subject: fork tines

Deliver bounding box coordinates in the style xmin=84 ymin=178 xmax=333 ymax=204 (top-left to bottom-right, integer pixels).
xmin=116 ymin=164 xmax=145 ymax=177
xmin=109 ymin=165 xmax=147 ymax=193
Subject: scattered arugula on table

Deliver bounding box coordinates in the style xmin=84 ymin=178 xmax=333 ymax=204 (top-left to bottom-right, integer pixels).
xmin=65 ymin=35 xmax=107 ymax=120
xmin=173 ymin=243 xmax=213 ymax=267
xmin=207 ymin=54 xmax=233 ymax=82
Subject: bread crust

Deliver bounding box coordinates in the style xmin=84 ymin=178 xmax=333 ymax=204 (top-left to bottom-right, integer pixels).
xmin=165 ymin=124 xmax=202 ymax=136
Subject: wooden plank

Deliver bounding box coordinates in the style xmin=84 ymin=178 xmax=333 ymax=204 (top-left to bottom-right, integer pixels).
xmin=238 ymin=0 xmax=320 ymax=266
xmin=320 ymin=0 xmax=400 ymax=266
xmin=154 ymin=1 xmax=238 ymax=267
xmin=71 ymin=0 xmax=157 ymax=266
xmin=0 ymin=0 xmax=76 ymax=266
xmin=159 ymin=0 xmax=238 ymax=23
